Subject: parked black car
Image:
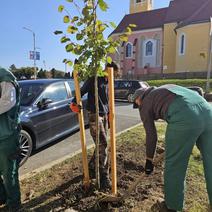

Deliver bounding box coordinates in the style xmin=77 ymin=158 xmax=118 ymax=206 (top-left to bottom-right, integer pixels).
xmin=114 ymin=80 xmax=149 ymax=102
xmin=19 ymin=79 xmax=88 ymax=166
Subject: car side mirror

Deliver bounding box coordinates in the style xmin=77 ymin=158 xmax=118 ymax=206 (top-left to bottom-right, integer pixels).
xmin=37 ymin=98 xmax=53 ymax=109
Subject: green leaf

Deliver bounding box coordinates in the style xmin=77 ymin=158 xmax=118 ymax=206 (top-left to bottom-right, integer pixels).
xmin=110 ymin=22 xmax=117 ymax=29
xmin=98 ymin=0 xmax=108 ymax=11
xmin=129 ymin=24 xmax=137 ymax=28
xmin=60 ymin=36 xmax=70 ymax=43
xmin=82 ymin=7 xmax=89 ymax=17
xmin=77 ymin=21 xmax=83 ymax=26
xmin=106 ymin=56 xmax=112 ymax=64
xmin=63 ymin=16 xmax=70 ymax=23
xmin=58 ymin=5 xmax=64 ymax=13
xmin=67 ymin=60 xmax=73 ymax=66
xmin=65 ymin=44 xmax=74 ymax=52
xmin=76 ymin=34 xmax=83 ymax=41
xmin=119 ymin=34 xmax=128 ymax=42
xmin=66 ymin=0 xmax=73 ymax=2
xmin=107 ymin=46 xmax=116 ymax=54
xmin=72 ymin=16 xmax=79 ymax=23
xmin=63 ymin=59 xmax=67 ymax=63
xmin=54 ymin=30 xmax=63 ymax=35
xmin=67 ymin=26 xmax=78 ymax=34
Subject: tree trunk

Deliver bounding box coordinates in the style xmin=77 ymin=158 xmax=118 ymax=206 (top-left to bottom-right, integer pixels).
xmin=93 ymin=0 xmax=100 ymax=190
xmin=94 ymin=73 xmax=100 ymax=189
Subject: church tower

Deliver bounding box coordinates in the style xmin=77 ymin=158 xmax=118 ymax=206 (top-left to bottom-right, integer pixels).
xmin=130 ymin=0 xmax=153 ymax=14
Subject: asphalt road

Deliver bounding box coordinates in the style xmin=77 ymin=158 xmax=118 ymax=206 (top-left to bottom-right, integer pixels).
xmin=20 ymin=101 xmax=141 ymax=176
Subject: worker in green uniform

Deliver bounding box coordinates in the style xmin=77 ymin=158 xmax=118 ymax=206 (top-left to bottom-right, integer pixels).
xmin=132 ymin=84 xmax=212 ymax=211
xmin=0 ymin=67 xmax=21 ymax=211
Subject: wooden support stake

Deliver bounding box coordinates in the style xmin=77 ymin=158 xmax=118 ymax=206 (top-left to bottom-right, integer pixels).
xmin=107 ymin=67 xmax=117 ymax=195
xmin=73 ymin=70 xmax=90 ymax=188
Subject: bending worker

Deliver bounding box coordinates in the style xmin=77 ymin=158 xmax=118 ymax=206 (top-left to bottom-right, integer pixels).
xmin=132 ymin=84 xmax=212 ymax=212
xmin=0 ymin=67 xmax=21 ymax=211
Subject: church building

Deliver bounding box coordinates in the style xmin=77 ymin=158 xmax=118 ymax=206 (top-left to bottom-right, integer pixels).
xmin=110 ymin=0 xmax=212 ymax=78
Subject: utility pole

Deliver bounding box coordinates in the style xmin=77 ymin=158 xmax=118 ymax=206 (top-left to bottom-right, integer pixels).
xmin=206 ymin=17 xmax=212 ymax=93
xmin=23 ymin=27 xmax=37 ymax=80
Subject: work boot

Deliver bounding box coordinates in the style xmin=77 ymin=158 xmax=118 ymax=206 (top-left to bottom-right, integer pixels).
xmin=0 ymin=184 xmax=6 ymax=206
xmin=89 ymin=168 xmax=96 ymax=179
xmin=156 ymin=201 xmax=177 ymax=212
xmin=88 ymin=155 xmax=95 ymax=179
xmin=7 ymin=202 xmax=22 ymax=212
xmin=100 ymin=174 xmax=111 ymax=191
xmin=0 ymin=198 xmax=6 ymax=206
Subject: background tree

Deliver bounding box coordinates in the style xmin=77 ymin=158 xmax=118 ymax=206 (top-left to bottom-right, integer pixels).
xmin=37 ymin=68 xmax=47 ymax=79
xmin=9 ymin=64 xmax=17 ymax=73
xmin=55 ymin=0 xmax=133 ymax=189
xmin=11 ymin=67 xmax=34 ymax=80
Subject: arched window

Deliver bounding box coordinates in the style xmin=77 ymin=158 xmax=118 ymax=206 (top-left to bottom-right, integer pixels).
xmin=145 ymin=41 xmax=153 ymax=56
xmin=126 ymin=43 xmax=132 ymax=58
xmin=179 ymin=33 xmax=186 ymax=55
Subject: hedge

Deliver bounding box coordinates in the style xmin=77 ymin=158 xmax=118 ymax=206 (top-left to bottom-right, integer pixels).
xmin=146 ymin=79 xmax=212 ymax=91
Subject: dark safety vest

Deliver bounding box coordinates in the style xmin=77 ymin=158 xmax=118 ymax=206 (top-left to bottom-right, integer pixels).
xmin=0 ymin=67 xmax=20 ymax=140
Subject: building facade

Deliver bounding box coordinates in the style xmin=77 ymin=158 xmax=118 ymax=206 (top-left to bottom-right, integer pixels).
xmin=111 ymin=0 xmax=212 ymax=78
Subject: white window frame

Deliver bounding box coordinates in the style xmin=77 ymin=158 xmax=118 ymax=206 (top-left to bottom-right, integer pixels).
xmin=125 ymin=42 xmax=133 ymax=58
xmin=145 ymin=40 xmax=153 ymax=56
xmin=143 ymin=39 xmax=156 ymax=58
xmin=179 ymin=33 xmax=186 ymax=56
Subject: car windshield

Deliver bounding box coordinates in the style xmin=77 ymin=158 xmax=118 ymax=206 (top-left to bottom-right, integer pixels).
xmin=19 ymin=83 xmax=46 ymax=106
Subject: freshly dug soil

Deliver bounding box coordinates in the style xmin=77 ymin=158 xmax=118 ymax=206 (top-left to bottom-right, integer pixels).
xmin=1 ymin=124 xmax=208 ymax=211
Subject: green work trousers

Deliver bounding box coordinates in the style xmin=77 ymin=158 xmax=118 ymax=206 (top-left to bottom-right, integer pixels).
xmin=0 ymin=134 xmax=21 ymax=207
xmin=164 ymin=94 xmax=212 ymax=211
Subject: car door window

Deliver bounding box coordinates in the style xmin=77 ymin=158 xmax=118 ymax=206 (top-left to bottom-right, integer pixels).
xmin=126 ymin=81 xmax=132 ymax=88
xmin=114 ymin=81 xmax=119 ymax=89
xmin=38 ymin=82 xmax=68 ymax=103
xmin=119 ymin=82 xmax=127 ymax=89
xmin=67 ymin=81 xmax=75 ymax=96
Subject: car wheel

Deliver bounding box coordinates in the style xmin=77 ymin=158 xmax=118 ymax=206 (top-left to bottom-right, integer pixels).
xmin=127 ymin=93 xmax=134 ymax=102
xmin=19 ymin=130 xmax=33 ymax=166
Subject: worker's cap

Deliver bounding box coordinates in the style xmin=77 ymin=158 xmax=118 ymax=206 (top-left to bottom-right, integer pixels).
xmin=132 ymin=87 xmax=149 ymax=108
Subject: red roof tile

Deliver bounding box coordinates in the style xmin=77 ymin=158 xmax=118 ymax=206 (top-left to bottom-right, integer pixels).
xmin=176 ymin=0 xmax=212 ymax=28
xmin=111 ymin=0 xmax=212 ymax=36
xmin=111 ymin=8 xmax=168 ymax=34
xmin=164 ymin=0 xmax=208 ymax=23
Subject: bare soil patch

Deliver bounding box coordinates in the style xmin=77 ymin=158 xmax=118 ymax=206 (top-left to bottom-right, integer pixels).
xmin=0 ymin=123 xmax=208 ymax=211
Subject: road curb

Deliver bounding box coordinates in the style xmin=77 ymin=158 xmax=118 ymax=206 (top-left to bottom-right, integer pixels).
xmin=20 ymin=123 xmax=142 ymax=181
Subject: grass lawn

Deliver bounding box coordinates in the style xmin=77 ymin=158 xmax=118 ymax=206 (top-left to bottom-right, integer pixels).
xmin=2 ymin=123 xmax=208 ymax=211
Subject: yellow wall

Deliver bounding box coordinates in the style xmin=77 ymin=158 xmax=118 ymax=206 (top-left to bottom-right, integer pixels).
xmin=175 ymin=23 xmax=210 ymax=72
xmin=163 ymin=23 xmax=177 ymax=73
xmin=130 ymin=0 xmax=152 ymax=14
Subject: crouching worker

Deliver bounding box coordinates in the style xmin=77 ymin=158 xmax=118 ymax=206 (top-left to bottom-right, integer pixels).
xmin=71 ymin=62 xmax=120 ymax=190
xmin=132 ymin=84 xmax=212 ymax=212
xmin=0 ymin=67 xmax=21 ymax=211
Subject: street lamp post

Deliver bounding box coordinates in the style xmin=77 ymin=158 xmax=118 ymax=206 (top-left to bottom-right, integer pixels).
xmin=23 ymin=27 xmax=37 ymax=80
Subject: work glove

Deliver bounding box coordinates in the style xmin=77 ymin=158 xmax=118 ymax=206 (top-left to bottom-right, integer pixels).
xmin=70 ymin=102 xmax=82 ymax=113
xmin=145 ymin=159 xmax=154 ymax=175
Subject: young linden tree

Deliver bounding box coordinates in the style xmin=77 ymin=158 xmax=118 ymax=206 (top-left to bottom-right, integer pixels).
xmin=55 ymin=0 xmax=135 ymax=189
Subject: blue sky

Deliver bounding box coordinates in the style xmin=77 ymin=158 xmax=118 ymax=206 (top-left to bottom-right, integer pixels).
xmin=0 ymin=0 xmax=170 ymax=72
